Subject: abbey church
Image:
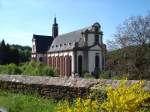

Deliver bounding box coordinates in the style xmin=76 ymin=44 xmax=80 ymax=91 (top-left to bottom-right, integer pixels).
xmin=31 ymin=18 xmax=106 ymax=77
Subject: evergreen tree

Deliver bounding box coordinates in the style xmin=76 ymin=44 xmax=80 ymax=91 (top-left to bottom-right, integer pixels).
xmin=0 ymin=40 xmax=20 ymax=65
xmin=0 ymin=40 xmax=7 ymax=64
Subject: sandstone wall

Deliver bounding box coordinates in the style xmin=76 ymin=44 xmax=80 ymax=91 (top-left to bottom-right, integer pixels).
xmin=0 ymin=75 xmax=149 ymax=99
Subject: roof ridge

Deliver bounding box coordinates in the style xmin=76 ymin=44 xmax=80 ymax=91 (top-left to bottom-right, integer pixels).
xmin=33 ymin=34 xmax=52 ymax=37
xmin=57 ymin=26 xmax=91 ymax=38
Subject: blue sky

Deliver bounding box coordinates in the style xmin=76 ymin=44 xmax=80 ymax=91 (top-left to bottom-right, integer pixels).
xmin=0 ymin=0 xmax=150 ymax=46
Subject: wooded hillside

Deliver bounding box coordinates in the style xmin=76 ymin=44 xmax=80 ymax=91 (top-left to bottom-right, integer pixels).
xmin=0 ymin=40 xmax=31 ymax=65
xmin=106 ymin=44 xmax=150 ymax=80
xmin=106 ymin=13 xmax=150 ymax=80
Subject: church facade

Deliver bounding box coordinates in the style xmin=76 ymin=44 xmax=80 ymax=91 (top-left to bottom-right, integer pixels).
xmin=32 ymin=18 xmax=106 ymax=77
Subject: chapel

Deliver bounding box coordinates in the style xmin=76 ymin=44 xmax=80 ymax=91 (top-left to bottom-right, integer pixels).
xmin=31 ymin=17 xmax=106 ymax=77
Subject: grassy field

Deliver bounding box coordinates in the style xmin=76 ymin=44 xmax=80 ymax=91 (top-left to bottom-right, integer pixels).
xmin=0 ymin=91 xmax=56 ymax=112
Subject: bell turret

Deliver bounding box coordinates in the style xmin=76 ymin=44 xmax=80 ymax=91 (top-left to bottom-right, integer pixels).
xmin=52 ymin=17 xmax=58 ymax=38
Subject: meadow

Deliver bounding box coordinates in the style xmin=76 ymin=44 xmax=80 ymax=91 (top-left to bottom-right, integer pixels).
xmin=0 ymin=91 xmax=56 ymax=112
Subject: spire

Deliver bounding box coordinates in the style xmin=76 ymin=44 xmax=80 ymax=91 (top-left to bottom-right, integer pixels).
xmin=52 ymin=17 xmax=58 ymax=38
xmin=54 ymin=17 xmax=57 ymax=24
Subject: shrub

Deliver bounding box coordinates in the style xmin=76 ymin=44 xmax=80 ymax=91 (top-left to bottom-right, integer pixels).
xmin=84 ymin=72 xmax=95 ymax=79
xmin=90 ymin=84 xmax=107 ymax=102
xmin=42 ymin=66 xmax=55 ymax=76
xmin=0 ymin=65 xmax=6 ymax=74
xmin=101 ymin=80 xmax=150 ymax=112
xmin=56 ymin=80 xmax=150 ymax=112
xmin=0 ymin=61 xmax=56 ymax=76
xmin=56 ymin=97 xmax=101 ymax=112
xmin=21 ymin=61 xmax=56 ymax=76
xmin=0 ymin=64 xmax=21 ymax=75
xmin=99 ymin=71 xmax=111 ymax=79
xmin=7 ymin=64 xmax=21 ymax=75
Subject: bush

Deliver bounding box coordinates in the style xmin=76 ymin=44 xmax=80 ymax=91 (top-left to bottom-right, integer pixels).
xmin=99 ymin=71 xmax=111 ymax=79
xmin=0 ymin=65 xmax=6 ymax=74
xmin=56 ymin=80 xmax=150 ymax=112
xmin=7 ymin=64 xmax=21 ymax=75
xmin=101 ymin=80 xmax=150 ymax=112
xmin=21 ymin=61 xmax=56 ymax=76
xmin=20 ymin=61 xmax=37 ymax=75
xmin=56 ymin=97 xmax=101 ymax=112
xmin=90 ymin=84 xmax=107 ymax=102
xmin=84 ymin=72 xmax=95 ymax=79
xmin=0 ymin=64 xmax=21 ymax=75
xmin=0 ymin=61 xmax=56 ymax=76
xmin=42 ymin=66 xmax=55 ymax=76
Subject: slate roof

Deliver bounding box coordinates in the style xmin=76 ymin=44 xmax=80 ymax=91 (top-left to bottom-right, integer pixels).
xmin=48 ymin=26 xmax=91 ymax=52
xmin=33 ymin=34 xmax=54 ymax=53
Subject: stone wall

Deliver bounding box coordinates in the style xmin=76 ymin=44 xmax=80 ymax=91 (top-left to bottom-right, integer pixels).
xmin=0 ymin=75 xmax=149 ymax=99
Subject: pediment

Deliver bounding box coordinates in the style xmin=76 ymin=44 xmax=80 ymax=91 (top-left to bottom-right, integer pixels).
xmin=89 ymin=44 xmax=101 ymax=50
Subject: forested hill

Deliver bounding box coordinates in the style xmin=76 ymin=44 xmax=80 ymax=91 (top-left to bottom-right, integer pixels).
xmin=106 ymin=44 xmax=150 ymax=80
xmin=0 ymin=40 xmax=31 ymax=65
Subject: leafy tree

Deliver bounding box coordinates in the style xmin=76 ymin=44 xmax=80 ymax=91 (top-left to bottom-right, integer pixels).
xmin=106 ymin=13 xmax=150 ymax=79
xmin=11 ymin=44 xmax=31 ymax=62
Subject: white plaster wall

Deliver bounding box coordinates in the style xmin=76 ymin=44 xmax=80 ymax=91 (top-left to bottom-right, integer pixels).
xmin=36 ymin=54 xmax=47 ymax=62
xmin=87 ymin=34 xmax=95 ymax=46
xmin=90 ymin=45 xmax=101 ymax=50
xmin=47 ymin=47 xmax=104 ymax=75
xmin=31 ymin=54 xmax=36 ymax=58
xmin=88 ymin=50 xmax=102 ymax=73
xmin=77 ymin=51 xmax=84 ymax=56
xmin=32 ymin=41 xmax=36 ymax=53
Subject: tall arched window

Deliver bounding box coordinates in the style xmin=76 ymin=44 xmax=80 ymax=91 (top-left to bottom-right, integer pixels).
xmin=95 ymin=55 xmax=99 ymax=68
xmin=78 ymin=55 xmax=82 ymax=76
xmin=39 ymin=57 xmax=43 ymax=62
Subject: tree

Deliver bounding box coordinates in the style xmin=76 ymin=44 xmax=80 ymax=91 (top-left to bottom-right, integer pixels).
xmin=0 ymin=40 xmax=31 ymax=65
xmin=11 ymin=45 xmax=31 ymax=62
xmin=114 ymin=15 xmax=150 ymax=48
xmin=107 ymin=13 xmax=150 ymax=79
xmin=0 ymin=40 xmax=8 ymax=64
xmin=107 ymin=39 xmax=119 ymax=51
xmin=0 ymin=40 xmax=20 ymax=65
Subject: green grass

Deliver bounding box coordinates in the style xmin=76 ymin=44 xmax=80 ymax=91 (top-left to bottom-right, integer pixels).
xmin=0 ymin=91 xmax=56 ymax=112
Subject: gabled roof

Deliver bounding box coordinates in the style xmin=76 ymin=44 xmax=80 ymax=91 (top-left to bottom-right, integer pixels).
xmin=48 ymin=26 xmax=91 ymax=52
xmin=33 ymin=34 xmax=53 ymax=53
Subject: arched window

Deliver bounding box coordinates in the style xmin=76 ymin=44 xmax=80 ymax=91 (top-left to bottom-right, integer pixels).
xmin=95 ymin=55 xmax=99 ymax=68
xmin=39 ymin=57 xmax=43 ymax=62
xmin=78 ymin=55 xmax=82 ymax=76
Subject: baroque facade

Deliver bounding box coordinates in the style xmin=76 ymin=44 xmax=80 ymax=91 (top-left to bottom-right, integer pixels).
xmin=32 ymin=18 xmax=106 ymax=77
